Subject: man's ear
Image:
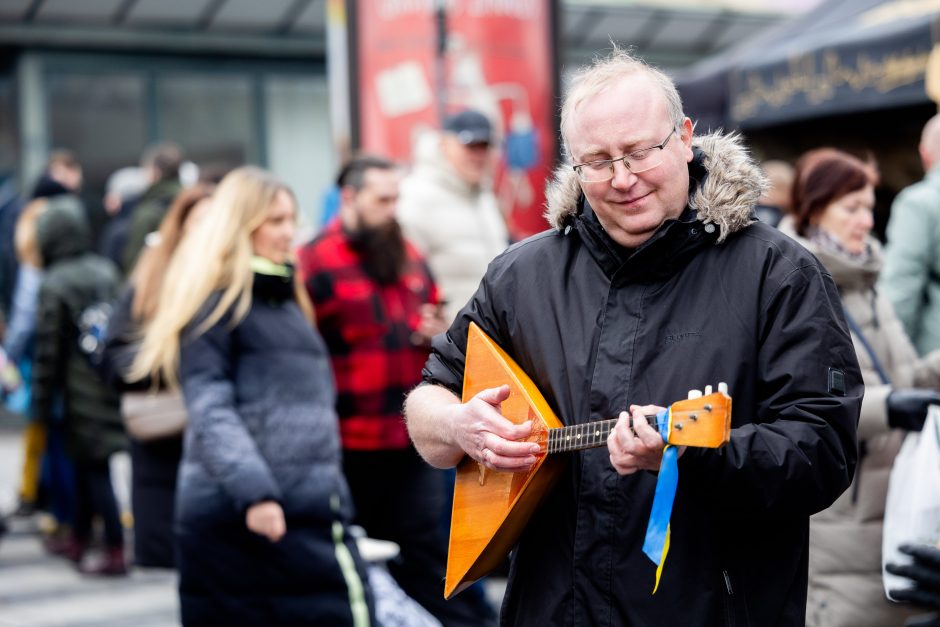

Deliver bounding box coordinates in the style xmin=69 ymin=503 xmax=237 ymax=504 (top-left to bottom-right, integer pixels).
xmin=339 ymin=186 xmax=356 ymax=206
xmin=920 ymin=144 xmax=933 ymax=171
xmin=680 ymin=117 xmax=695 ymax=162
xmin=680 ymin=118 xmax=694 ymax=143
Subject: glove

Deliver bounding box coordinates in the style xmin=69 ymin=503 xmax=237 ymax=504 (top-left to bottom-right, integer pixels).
xmin=887 ymin=544 xmax=940 ymax=610
xmin=887 ymin=389 xmax=940 ymax=431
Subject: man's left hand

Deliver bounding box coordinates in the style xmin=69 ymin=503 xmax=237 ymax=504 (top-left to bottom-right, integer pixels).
xmin=608 ymin=404 xmax=667 ymax=475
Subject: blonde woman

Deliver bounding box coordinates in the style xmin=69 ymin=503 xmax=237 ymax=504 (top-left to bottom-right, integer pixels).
xmin=102 ymin=184 xmax=214 ymax=569
xmin=131 ymin=166 xmax=375 ymax=626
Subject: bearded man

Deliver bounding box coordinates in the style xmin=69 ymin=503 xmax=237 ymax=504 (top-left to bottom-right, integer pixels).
xmin=296 ymin=154 xmax=496 ymax=627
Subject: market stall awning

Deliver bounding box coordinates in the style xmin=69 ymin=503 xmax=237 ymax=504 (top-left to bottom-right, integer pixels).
xmin=678 ymin=0 xmax=940 ymax=130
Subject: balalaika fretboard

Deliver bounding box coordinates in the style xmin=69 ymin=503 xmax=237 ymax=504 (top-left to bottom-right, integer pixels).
xmin=546 ymin=415 xmax=659 ymax=453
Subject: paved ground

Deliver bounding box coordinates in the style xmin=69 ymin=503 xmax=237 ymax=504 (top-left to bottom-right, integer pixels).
xmin=0 ymin=409 xmax=179 ymax=627
xmin=0 ymin=409 xmax=504 ymax=626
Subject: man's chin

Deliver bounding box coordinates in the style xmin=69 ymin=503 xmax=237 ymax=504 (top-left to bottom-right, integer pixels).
xmin=458 ymin=169 xmax=485 ymax=186
xmin=609 ymin=216 xmax=666 ymax=247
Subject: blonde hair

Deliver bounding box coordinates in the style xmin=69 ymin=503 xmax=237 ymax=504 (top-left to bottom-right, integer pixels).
xmin=130 ymin=166 xmax=300 ymax=387
xmin=559 ymin=44 xmax=685 ymax=159
xmin=14 ymin=198 xmax=50 ymax=268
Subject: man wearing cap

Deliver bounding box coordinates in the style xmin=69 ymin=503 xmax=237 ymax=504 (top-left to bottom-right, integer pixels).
xmin=398 ymin=109 xmax=509 ymax=323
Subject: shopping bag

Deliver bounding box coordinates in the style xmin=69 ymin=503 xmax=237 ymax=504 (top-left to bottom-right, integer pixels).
xmin=883 ymin=406 xmax=940 ymax=599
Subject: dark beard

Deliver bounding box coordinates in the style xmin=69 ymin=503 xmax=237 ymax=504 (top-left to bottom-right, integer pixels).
xmin=346 ymin=219 xmax=407 ymax=285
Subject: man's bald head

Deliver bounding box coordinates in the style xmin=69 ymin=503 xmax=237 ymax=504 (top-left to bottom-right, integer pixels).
xmin=920 ymin=113 xmax=940 ymax=170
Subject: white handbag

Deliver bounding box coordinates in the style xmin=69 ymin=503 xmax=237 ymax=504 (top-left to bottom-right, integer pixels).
xmin=121 ymin=389 xmax=187 ymax=442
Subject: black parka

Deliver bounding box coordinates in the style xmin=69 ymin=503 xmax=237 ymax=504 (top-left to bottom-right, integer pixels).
xmin=176 ymin=274 xmax=376 ymax=626
xmin=32 ymin=196 xmax=125 ymax=463
xmin=424 ymin=134 xmax=862 ymax=626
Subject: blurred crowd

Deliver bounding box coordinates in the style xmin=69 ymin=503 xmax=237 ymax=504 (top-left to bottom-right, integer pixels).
xmin=0 ymin=110 xmax=507 ymax=626
xmin=0 ymin=83 xmax=938 ymax=627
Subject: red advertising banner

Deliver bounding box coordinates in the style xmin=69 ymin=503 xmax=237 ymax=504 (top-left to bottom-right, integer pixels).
xmin=353 ymin=0 xmax=558 ymax=238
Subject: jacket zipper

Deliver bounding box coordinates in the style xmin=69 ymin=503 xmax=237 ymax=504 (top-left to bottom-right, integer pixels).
xmin=722 ymin=569 xmax=736 ymax=627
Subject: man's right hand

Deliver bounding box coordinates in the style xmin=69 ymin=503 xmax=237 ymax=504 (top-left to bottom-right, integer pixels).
xmin=447 ymin=384 xmax=541 ymax=472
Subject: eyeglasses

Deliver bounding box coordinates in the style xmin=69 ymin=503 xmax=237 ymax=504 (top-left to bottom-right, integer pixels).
xmin=573 ymin=129 xmax=677 ymax=183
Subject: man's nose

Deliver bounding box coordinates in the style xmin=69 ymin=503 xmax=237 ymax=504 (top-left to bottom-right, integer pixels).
xmin=610 ymin=158 xmax=637 ymax=189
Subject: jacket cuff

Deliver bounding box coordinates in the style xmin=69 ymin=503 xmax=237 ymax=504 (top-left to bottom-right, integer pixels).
xmin=229 ymin=473 xmax=282 ymax=515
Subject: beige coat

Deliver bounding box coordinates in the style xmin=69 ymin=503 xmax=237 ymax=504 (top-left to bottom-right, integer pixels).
xmin=398 ymin=133 xmax=509 ymax=322
xmin=781 ymin=217 xmax=940 ymax=627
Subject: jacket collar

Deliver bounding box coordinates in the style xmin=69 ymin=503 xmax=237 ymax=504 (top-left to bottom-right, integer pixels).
xmin=572 ymin=193 xmax=720 ymax=282
xmin=926 ymin=163 xmax=940 ymax=185
xmin=252 ymin=259 xmax=296 ymax=304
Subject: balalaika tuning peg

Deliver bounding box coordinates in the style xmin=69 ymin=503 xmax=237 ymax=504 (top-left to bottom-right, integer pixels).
xmin=704 ymin=385 xmax=713 ymax=395
xmin=718 ymin=382 xmax=728 ymax=394
xmin=687 ymin=389 xmax=703 ymax=400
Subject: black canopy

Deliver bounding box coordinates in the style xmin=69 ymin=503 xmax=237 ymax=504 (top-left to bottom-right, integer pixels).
xmin=677 ymin=0 xmax=940 ymax=130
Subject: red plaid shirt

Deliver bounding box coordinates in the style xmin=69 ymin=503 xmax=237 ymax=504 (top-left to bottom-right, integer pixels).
xmin=297 ymin=220 xmax=439 ymax=450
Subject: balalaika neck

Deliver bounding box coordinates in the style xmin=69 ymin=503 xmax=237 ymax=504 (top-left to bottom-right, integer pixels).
xmin=546 ymin=415 xmax=658 ymax=454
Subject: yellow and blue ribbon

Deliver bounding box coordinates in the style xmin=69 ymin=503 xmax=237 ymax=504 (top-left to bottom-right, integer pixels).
xmin=642 ymin=408 xmax=678 ymax=593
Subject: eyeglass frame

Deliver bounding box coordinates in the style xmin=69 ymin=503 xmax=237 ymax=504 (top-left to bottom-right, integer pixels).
xmin=572 ymin=127 xmax=679 ymax=183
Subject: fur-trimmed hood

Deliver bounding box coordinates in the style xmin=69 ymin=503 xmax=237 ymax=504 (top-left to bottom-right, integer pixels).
xmin=544 ymin=132 xmax=767 ymax=243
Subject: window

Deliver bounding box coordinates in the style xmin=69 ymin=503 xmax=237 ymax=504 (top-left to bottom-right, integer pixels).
xmin=159 ymin=74 xmax=257 ymax=174
xmin=0 ymin=75 xmax=17 ymax=179
xmin=265 ymin=75 xmax=333 ymax=236
xmin=47 ymin=72 xmax=148 ymax=236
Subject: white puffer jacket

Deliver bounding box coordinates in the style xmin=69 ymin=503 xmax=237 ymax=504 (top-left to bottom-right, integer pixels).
xmin=398 ymin=132 xmax=509 ymax=322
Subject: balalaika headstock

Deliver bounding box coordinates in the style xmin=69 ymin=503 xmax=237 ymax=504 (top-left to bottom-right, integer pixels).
xmin=665 ymin=383 xmax=732 ymax=448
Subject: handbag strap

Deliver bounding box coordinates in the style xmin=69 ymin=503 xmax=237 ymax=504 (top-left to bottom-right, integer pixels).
xmin=843 ymin=305 xmax=892 ymax=386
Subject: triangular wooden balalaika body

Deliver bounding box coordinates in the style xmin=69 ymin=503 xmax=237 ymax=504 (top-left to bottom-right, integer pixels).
xmin=444 ymin=323 xmax=732 ymax=598
xmin=445 ymin=322 xmax=565 ymax=598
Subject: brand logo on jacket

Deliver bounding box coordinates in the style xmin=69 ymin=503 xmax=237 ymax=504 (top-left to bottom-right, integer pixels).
xmin=662 ymin=331 xmax=701 ymax=347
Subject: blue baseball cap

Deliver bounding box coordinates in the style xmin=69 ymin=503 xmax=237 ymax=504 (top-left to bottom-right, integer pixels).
xmin=444 ymin=109 xmax=493 ymax=145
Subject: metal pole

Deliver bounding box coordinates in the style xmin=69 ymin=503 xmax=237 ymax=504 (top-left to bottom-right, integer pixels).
xmin=434 ymin=0 xmax=447 ymax=127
